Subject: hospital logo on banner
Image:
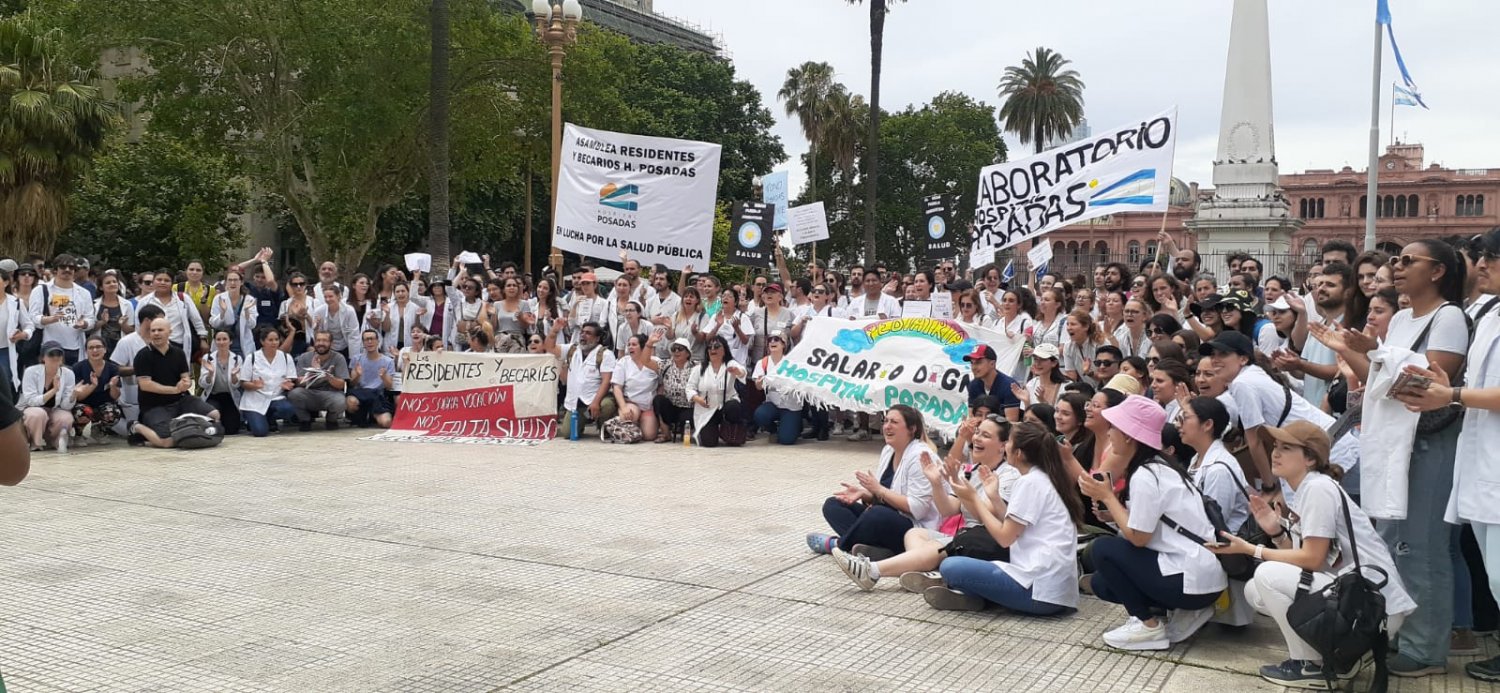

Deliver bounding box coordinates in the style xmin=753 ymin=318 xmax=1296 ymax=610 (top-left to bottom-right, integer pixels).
xmin=971 ymin=108 xmax=1177 ymax=253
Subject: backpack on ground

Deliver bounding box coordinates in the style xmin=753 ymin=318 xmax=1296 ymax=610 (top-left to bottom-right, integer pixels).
xmin=169 ymin=413 xmax=224 ymax=449
xmin=600 ymin=416 xmax=642 ymax=444
xmin=1286 ymin=490 xmax=1390 ymax=692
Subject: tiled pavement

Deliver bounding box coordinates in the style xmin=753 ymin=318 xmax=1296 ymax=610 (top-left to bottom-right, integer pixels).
xmin=0 ymin=432 xmax=1494 ymax=691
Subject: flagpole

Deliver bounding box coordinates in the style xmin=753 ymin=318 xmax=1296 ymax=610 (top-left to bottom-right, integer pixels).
xmin=1364 ymin=8 xmax=1384 ymax=252
xmin=1390 ymin=83 xmax=1396 ymax=146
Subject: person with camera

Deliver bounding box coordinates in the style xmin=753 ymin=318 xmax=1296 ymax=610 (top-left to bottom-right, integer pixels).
xmin=1208 ymin=422 xmax=1414 ymax=688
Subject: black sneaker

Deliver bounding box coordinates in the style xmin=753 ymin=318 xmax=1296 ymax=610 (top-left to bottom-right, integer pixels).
xmin=922 ymin=586 xmax=985 ymax=611
xmin=851 ymin=544 xmax=896 ymax=561
xmin=1466 ymin=654 xmax=1500 ymax=683
xmin=1258 ymin=659 xmax=1344 ymax=690
xmin=298 ymin=421 xmax=313 ymax=433
xmin=325 ymin=419 xmax=339 ymax=431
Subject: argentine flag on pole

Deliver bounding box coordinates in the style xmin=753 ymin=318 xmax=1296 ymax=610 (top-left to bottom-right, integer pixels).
xmin=1394 ymin=83 xmax=1421 ymax=108
xmin=1377 ymin=0 xmax=1429 ymax=109
xmin=1001 ymin=260 xmax=1015 ymax=284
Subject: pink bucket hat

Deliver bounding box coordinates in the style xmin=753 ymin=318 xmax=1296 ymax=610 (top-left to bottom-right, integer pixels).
xmin=1100 ymin=395 xmax=1166 ymax=450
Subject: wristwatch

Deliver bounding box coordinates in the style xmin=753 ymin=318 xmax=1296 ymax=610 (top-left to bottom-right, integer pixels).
xmin=1450 ymin=386 xmax=1465 ymax=410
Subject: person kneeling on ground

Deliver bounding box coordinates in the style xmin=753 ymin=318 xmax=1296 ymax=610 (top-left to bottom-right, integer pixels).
xmin=346 ymin=329 xmax=395 ymax=428
xmin=238 ymin=324 xmax=298 ymax=436
xmin=921 ymin=421 xmax=1085 ymax=614
xmin=751 ymin=331 xmax=804 ymax=445
xmin=686 ymin=336 xmax=745 ymax=447
xmin=288 ymin=330 xmax=348 ymax=430
xmin=70 ymin=336 xmax=122 ymax=446
xmin=20 ymin=341 xmax=76 ymax=452
xmin=1208 ymin=422 xmax=1416 ymax=688
xmin=806 ymin=405 xmax=942 ymax=555
xmin=131 ymin=318 xmax=221 ymax=448
xmin=1077 ymin=395 xmax=1227 ymax=651
xmin=830 ymin=414 xmax=1018 ymax=591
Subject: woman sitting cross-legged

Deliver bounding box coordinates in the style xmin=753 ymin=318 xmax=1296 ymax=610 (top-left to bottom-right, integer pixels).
xmin=1208 ymin=422 xmax=1416 ymax=688
xmin=1077 ymin=395 xmax=1228 ymax=651
xmin=829 ymin=413 xmax=1019 ymax=591
xmin=806 ymin=405 xmax=941 ymax=556
xmin=918 ymin=421 xmax=1084 ymax=615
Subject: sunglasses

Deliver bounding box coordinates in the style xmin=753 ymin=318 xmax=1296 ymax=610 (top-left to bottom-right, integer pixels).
xmin=1147 ymin=356 xmax=1159 ymax=366
xmin=290 ymin=282 xmax=307 ymax=287
xmin=960 ymin=303 xmax=976 ymax=309
xmin=1388 ymin=254 xmax=1438 ymax=268
xmin=1093 ymin=359 xmax=1118 ymax=367
xmin=528 ymin=339 xmax=543 ymax=346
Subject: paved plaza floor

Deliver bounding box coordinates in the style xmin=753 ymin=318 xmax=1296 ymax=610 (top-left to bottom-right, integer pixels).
xmin=0 ymin=431 xmax=1494 ymax=692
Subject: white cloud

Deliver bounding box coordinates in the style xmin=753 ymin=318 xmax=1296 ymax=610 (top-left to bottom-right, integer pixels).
xmin=652 ymin=0 xmax=1495 ymax=197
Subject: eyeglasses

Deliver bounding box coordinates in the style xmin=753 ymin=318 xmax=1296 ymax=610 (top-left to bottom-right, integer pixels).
xmin=1147 ymin=356 xmax=1159 ymax=366
xmin=1388 ymin=254 xmax=1438 ymax=268
xmin=1093 ymin=359 xmax=1118 ymax=367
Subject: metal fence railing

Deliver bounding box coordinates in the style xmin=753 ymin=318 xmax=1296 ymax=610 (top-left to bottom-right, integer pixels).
xmin=985 ymin=249 xmax=1320 ymax=288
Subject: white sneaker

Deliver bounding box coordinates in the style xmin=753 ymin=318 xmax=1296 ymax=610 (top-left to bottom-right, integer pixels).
xmin=832 ymin=422 xmax=846 ymax=436
xmin=831 ymin=548 xmax=876 ymax=591
xmin=1102 ymin=617 xmax=1169 ymax=651
xmin=1165 ymin=606 xmax=1215 ymax=644
xmin=55 ymin=435 xmax=68 ymax=454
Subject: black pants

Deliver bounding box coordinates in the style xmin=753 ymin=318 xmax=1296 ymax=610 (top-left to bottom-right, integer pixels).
xmin=804 ymin=405 xmax=830 ymax=435
xmin=652 ymin=395 xmax=691 ymax=433
xmin=1090 ymin=535 xmax=1221 ymax=620
xmin=206 ymin=392 xmax=241 ymax=435
xmin=822 ymin=498 xmax=914 ymax=554
xmin=698 ymin=401 xmax=743 ymax=448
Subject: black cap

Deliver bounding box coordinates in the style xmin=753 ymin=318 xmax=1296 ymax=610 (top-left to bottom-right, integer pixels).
xmin=40 ymin=340 xmax=64 ymax=356
xmin=1190 ymin=293 xmax=1224 ymax=318
xmin=1198 ymin=331 xmax=1255 ymax=358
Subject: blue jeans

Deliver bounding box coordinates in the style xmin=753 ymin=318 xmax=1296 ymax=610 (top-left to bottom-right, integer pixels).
xmin=822 ymin=498 xmax=913 ymax=554
xmin=1090 ymin=535 xmax=1220 ymax=621
xmin=1376 ymin=424 xmax=1459 ymax=664
xmin=753 ymin=402 xmax=802 ymax=445
xmin=242 ymin=399 xmax=296 ymax=437
xmin=939 ymin=556 xmax=1069 ymax=615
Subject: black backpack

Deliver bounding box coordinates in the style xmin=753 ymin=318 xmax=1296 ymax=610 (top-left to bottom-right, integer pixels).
xmin=1156 ymin=462 xmax=1256 ymax=581
xmin=169 ymin=413 xmax=224 ymax=449
xmin=1286 ymin=490 xmax=1390 ymax=692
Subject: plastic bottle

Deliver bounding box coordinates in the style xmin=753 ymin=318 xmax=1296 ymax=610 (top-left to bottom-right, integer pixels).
xmin=569 ymin=410 xmax=580 ymax=441
xmin=682 ymin=427 xmax=691 ymax=448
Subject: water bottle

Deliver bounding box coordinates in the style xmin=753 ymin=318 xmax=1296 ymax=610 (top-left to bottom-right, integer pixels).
xmin=569 ymin=410 xmax=580 ymax=441
xmin=682 ymin=426 xmax=691 ymax=448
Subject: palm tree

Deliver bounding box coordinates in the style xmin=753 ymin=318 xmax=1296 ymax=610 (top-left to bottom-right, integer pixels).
xmin=0 ymin=18 xmax=118 ymax=259
xmin=820 ymin=86 xmax=865 ymax=220
xmin=426 ymin=0 xmax=452 ymax=277
xmin=846 ymin=0 xmax=905 ymax=265
xmin=777 ymin=61 xmax=837 ymax=202
xmin=997 ymin=47 xmax=1085 ymax=155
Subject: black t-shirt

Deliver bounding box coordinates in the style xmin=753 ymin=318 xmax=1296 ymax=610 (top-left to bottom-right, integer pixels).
xmin=71 ymin=360 xmax=121 ymax=408
xmin=246 ymin=284 xmax=286 ymax=327
xmin=0 ymin=375 xmax=18 ymax=430
xmin=134 ymin=344 xmax=190 ymax=410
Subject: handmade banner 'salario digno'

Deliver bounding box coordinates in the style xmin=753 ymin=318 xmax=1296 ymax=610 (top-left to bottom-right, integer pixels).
xmin=764 ymin=316 xmax=1023 ymax=436
xmin=972 ymin=108 xmax=1178 ymax=253
xmin=371 ymin=352 xmax=559 ymax=445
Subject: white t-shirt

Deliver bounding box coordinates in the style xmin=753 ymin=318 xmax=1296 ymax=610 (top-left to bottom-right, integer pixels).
xmin=848 ymin=293 xmax=901 ymax=320
xmin=1290 ymin=472 xmax=1417 ymax=616
xmin=564 ymin=343 xmax=617 ymax=412
xmin=957 ymin=462 xmax=1021 ymax=528
xmin=1255 ymin=321 xmax=1283 ymax=355
xmin=29 ymin=283 xmax=96 ymax=351
xmin=612 ymin=356 xmax=659 ymax=407
xmin=1112 ymin=325 xmax=1151 ymax=359
xmin=1229 ymin=365 xmax=1333 ymax=432
xmin=110 ymin=332 xmax=148 ymax=406
xmin=1125 ymin=462 xmax=1229 ymax=595
xmin=997 ymin=468 xmax=1081 ymax=608
xmin=1384 ymin=304 xmax=1469 ymax=359
xmin=1190 ymin=440 xmax=1251 ymax=532
xmin=752 ymin=357 xmax=802 ymax=411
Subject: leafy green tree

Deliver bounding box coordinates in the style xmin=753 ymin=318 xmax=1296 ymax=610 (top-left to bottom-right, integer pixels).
xmin=59 ymin=133 xmax=248 ymax=273
xmin=778 ymin=62 xmax=837 ymax=202
xmin=0 ymin=15 xmax=119 ymax=259
xmin=997 ymin=46 xmax=1085 ymax=154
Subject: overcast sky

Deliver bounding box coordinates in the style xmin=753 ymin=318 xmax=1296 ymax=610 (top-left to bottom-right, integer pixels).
xmin=651 ymin=0 xmax=1492 ymax=196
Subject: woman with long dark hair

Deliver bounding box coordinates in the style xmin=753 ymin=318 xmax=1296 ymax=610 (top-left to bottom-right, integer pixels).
xmin=919 ymin=421 xmax=1085 ymax=613
xmin=807 ymin=404 xmax=940 ymax=555
xmin=1078 ymin=396 xmax=1227 ymax=651
xmin=1014 ymin=342 xmax=1068 ymax=410
xmin=1309 ymin=238 xmax=1468 ymax=674
xmin=1349 ymin=250 xmax=1389 ymax=329
xmin=686 ymin=335 xmax=746 ymax=448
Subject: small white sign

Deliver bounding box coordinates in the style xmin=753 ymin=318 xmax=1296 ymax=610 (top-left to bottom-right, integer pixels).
xmin=931 ymin=293 xmax=954 ymax=319
xmin=787 ymin=202 xmax=831 ymax=245
xmin=970 ymin=245 xmax=997 ymax=271
xmin=901 ymin=300 xmax=932 ymax=318
xmin=455 ymin=251 xmax=482 ymax=266
xmin=404 ymin=252 xmax=432 ymax=273
xmin=1026 ymin=241 xmax=1054 ymax=269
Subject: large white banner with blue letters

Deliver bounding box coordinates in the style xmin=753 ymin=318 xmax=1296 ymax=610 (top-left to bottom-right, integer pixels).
xmin=553 ymin=123 xmax=722 ymax=270
xmin=971 ymin=108 xmax=1177 ymax=253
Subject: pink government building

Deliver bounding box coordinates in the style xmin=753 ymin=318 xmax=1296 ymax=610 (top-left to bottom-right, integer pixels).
xmin=1045 ymin=142 xmax=1500 ymax=275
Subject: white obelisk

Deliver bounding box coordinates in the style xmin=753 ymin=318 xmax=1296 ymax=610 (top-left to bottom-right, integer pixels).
xmin=1186 ymin=0 xmax=1303 ymax=275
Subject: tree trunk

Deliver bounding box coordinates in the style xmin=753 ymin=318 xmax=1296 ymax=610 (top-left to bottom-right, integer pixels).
xmin=426 ymin=0 xmax=452 ymax=277
xmin=1035 ymin=123 xmax=1043 ymax=154
xmin=861 ymin=0 xmax=885 ymax=267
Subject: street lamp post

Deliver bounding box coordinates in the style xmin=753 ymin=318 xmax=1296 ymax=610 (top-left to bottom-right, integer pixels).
xmin=531 ymin=0 xmax=583 ymax=276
